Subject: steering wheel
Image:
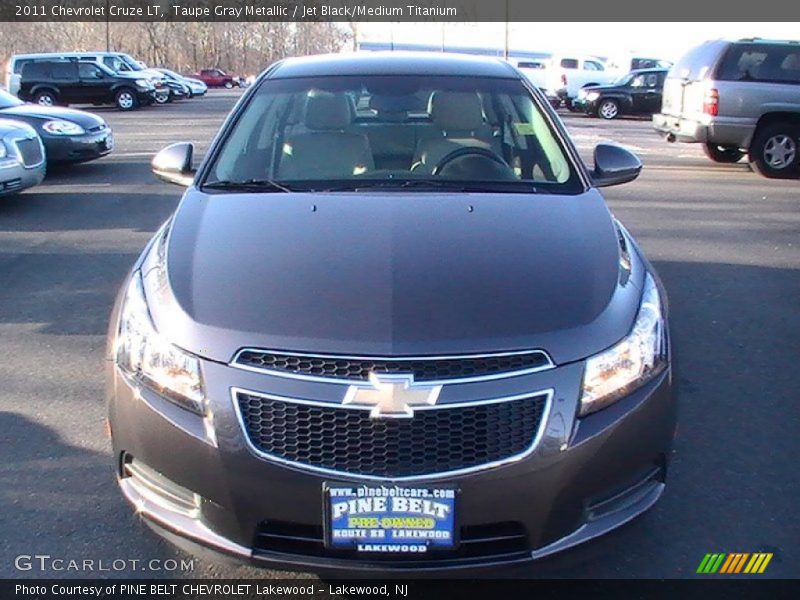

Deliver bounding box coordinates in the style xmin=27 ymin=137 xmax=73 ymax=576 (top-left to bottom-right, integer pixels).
xmin=431 ymin=146 xmax=515 ymax=179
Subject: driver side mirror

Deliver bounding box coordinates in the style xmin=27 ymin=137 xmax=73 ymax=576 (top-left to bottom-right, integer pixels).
xmin=591 ymin=143 xmax=642 ymax=187
xmin=152 ymin=142 xmax=195 ymax=187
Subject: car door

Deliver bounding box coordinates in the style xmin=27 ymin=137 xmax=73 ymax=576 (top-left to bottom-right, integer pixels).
xmin=78 ymin=62 xmax=107 ymax=103
xmin=50 ymin=61 xmax=79 ymax=103
xmin=640 ymin=72 xmax=663 ymax=113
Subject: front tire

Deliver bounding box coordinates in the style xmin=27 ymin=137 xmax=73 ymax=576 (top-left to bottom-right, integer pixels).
xmin=224 ymin=81 xmax=233 ymax=89
xmin=154 ymin=92 xmax=170 ymax=105
xmin=703 ymin=143 xmax=744 ymax=163
xmin=34 ymin=90 xmax=57 ymax=107
xmin=597 ymin=98 xmax=619 ymax=120
xmin=748 ymin=122 xmax=800 ymax=178
xmin=115 ymin=89 xmax=138 ymax=111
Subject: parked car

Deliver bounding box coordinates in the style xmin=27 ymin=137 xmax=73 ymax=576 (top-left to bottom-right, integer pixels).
xmin=154 ymin=68 xmax=204 ymax=98
xmin=654 ymin=38 xmax=800 ymax=178
xmin=606 ymin=54 xmax=673 ymax=73
xmin=194 ymin=68 xmax=239 ymax=88
xmin=575 ymin=68 xmax=669 ymax=119
xmin=514 ymin=58 xmax=549 ymax=89
xmin=18 ymin=60 xmax=155 ymax=111
xmin=0 ymin=119 xmax=46 ymax=196
xmin=545 ymin=55 xmax=618 ymax=110
xmin=109 ymin=53 xmax=675 ymax=574
xmin=7 ymin=52 xmax=169 ymax=103
xmin=0 ymin=88 xmax=112 ymax=163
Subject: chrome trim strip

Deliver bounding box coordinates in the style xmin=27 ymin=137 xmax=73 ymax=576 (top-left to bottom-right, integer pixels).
xmin=230 ymin=386 xmax=553 ymax=482
xmin=11 ymin=136 xmax=45 ymax=169
xmin=229 ymin=348 xmax=555 ymax=386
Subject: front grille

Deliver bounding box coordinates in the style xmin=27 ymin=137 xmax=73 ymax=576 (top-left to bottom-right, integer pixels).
xmin=234 ymin=349 xmax=552 ymax=382
xmin=236 ymin=391 xmax=548 ymax=479
xmin=254 ymin=520 xmax=529 ymax=563
xmin=14 ymin=138 xmax=43 ymax=167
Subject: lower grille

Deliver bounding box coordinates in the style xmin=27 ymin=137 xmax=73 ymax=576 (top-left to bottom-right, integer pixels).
xmin=254 ymin=520 xmax=529 ymax=563
xmin=14 ymin=138 xmax=44 ymax=167
xmin=236 ymin=391 xmax=549 ymax=479
xmin=0 ymin=178 xmax=22 ymax=193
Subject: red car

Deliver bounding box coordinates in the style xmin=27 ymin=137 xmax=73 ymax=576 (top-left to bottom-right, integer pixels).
xmin=193 ymin=68 xmax=238 ymax=88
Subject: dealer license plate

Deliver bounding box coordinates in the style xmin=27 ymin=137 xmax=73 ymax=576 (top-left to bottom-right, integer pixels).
xmin=325 ymin=484 xmax=457 ymax=554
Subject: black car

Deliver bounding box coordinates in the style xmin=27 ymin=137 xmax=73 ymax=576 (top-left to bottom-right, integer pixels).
xmin=18 ymin=60 xmax=156 ymax=111
xmin=0 ymin=88 xmax=112 ymax=163
xmin=108 ymin=53 xmax=675 ymax=574
xmin=574 ymin=68 xmax=668 ymax=120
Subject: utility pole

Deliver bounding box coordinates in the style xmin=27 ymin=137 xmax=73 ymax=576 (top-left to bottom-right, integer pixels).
xmin=105 ymin=0 xmax=110 ymax=51
xmin=503 ymin=0 xmax=509 ymax=60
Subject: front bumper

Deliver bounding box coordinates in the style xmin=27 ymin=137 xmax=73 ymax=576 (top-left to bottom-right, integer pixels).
xmin=572 ymin=97 xmax=597 ymax=113
xmin=0 ymin=153 xmax=45 ymax=196
xmin=42 ymin=128 xmax=113 ymax=163
xmin=109 ymin=352 xmax=676 ymax=574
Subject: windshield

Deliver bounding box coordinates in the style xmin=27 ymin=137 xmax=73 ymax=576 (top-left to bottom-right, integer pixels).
xmin=613 ymin=72 xmax=634 ymax=86
xmin=118 ymin=54 xmax=144 ymax=71
xmin=0 ymin=89 xmax=24 ymax=109
xmin=206 ymin=75 xmax=580 ymax=193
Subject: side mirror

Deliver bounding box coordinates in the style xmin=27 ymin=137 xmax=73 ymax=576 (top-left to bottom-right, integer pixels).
xmin=591 ymin=143 xmax=642 ymax=187
xmin=152 ymin=142 xmax=195 ymax=187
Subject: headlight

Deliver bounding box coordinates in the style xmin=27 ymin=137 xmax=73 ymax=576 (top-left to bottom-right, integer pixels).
xmin=580 ymin=273 xmax=667 ymax=416
xmin=42 ymin=120 xmax=85 ymax=136
xmin=0 ymin=141 xmax=7 ymax=159
xmin=586 ymin=92 xmax=600 ymax=101
xmin=116 ymin=272 xmax=205 ymax=414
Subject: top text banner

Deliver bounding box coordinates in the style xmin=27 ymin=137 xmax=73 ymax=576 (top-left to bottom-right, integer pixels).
xmin=3 ymin=0 xmax=800 ymax=22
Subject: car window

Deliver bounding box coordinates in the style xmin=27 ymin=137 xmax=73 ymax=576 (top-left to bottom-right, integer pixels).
xmin=51 ymin=62 xmax=75 ymax=81
xmin=584 ymin=61 xmax=604 ymax=71
xmin=78 ymin=63 xmax=103 ymax=79
xmin=631 ymin=74 xmax=645 ymax=87
xmin=645 ymin=73 xmax=659 ymax=87
xmin=560 ymin=59 xmax=579 ymax=69
xmin=13 ymin=59 xmax=31 ymax=74
xmin=718 ymin=43 xmax=800 ymax=84
xmin=670 ymin=41 xmax=725 ymax=81
xmin=518 ymin=61 xmax=545 ymax=70
xmin=207 ymin=75 xmax=580 ymax=194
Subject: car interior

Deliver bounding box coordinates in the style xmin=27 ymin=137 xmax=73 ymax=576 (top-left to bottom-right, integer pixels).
xmin=210 ymin=76 xmax=573 ymax=188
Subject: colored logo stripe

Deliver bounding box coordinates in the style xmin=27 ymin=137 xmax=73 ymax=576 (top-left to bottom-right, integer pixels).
xmin=698 ymin=553 xmax=773 ymax=574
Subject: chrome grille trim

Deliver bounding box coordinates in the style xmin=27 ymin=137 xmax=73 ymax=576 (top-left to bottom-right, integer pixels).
xmin=231 ymin=386 xmax=553 ymax=481
xmin=11 ymin=136 xmax=45 ymax=168
xmin=229 ymin=348 xmax=555 ymax=385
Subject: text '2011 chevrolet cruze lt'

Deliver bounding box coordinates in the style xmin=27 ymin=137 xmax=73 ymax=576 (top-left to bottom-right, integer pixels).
xmin=107 ymin=53 xmax=676 ymax=573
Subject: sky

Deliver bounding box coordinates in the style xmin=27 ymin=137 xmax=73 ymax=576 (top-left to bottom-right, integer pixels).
xmin=357 ymin=22 xmax=800 ymax=61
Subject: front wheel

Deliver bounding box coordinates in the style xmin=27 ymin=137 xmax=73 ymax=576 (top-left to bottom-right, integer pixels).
xmin=115 ymin=89 xmax=138 ymax=111
xmin=154 ymin=91 xmax=170 ymax=105
xmin=703 ymin=143 xmax=744 ymax=163
xmin=224 ymin=81 xmax=233 ymax=89
xmin=597 ymin=98 xmax=619 ymax=120
xmin=748 ymin=122 xmax=800 ymax=178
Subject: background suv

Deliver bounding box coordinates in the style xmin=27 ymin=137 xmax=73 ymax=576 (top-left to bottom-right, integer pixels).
xmin=654 ymin=38 xmax=800 ymax=178
xmin=19 ymin=60 xmax=155 ymax=111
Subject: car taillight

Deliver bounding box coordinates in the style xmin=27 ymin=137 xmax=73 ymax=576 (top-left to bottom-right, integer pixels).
xmin=703 ymin=88 xmax=719 ymax=116
xmin=561 ymin=73 xmax=568 ymax=86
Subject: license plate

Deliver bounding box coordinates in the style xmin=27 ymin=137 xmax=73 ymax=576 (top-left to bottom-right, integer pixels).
xmin=325 ymin=484 xmax=457 ymax=554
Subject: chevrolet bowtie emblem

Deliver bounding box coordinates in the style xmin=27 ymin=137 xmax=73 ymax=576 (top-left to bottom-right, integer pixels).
xmin=342 ymin=373 xmax=442 ymax=419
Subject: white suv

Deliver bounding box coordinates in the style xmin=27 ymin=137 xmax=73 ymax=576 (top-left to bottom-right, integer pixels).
xmin=545 ymin=56 xmax=618 ymax=109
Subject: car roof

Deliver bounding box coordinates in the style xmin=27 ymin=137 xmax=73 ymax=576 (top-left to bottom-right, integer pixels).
xmin=269 ymin=52 xmax=519 ymax=79
xmin=629 ymin=67 xmax=669 ymax=74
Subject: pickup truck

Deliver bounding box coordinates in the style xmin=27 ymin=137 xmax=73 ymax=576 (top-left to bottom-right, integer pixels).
xmin=194 ymin=68 xmax=239 ymax=88
xmin=545 ymin=56 xmax=619 ymax=110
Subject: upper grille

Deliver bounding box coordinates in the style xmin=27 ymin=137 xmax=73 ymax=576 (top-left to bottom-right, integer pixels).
xmin=233 ymin=349 xmax=552 ymax=383
xmin=236 ymin=391 xmax=549 ymax=479
xmin=14 ymin=138 xmax=44 ymax=167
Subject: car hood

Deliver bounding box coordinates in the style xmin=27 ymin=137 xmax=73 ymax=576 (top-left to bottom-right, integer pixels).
xmin=143 ymin=189 xmax=644 ymax=365
xmin=583 ymin=83 xmax=625 ymax=93
xmin=0 ymin=104 xmax=105 ymax=128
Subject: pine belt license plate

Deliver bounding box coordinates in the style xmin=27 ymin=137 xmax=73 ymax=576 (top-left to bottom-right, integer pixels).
xmin=324 ymin=484 xmax=457 ymax=554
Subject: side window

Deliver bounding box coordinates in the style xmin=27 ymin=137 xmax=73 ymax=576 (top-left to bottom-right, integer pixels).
xmin=51 ymin=62 xmax=75 ymax=81
xmin=518 ymin=61 xmax=545 ymax=70
xmin=631 ymin=75 xmax=645 ymax=87
xmin=78 ymin=63 xmax=102 ymax=79
xmin=14 ymin=59 xmax=30 ymax=74
xmin=777 ymin=51 xmax=800 ymax=84
xmin=718 ymin=45 xmax=768 ymax=81
xmin=560 ymin=58 xmax=578 ymax=69
xmin=584 ymin=60 xmax=604 ymax=71
xmin=645 ymin=73 xmax=659 ymax=87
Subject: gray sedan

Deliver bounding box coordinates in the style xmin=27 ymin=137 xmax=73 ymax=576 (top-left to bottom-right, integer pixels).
xmin=0 ymin=119 xmax=46 ymax=197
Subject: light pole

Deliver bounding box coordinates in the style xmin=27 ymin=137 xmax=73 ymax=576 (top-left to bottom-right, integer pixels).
xmin=503 ymin=0 xmax=510 ymax=60
xmin=105 ymin=0 xmax=110 ymax=51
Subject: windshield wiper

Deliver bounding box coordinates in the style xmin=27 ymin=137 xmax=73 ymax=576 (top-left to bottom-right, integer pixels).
xmin=318 ymin=179 xmax=538 ymax=194
xmin=203 ymin=178 xmax=293 ymax=193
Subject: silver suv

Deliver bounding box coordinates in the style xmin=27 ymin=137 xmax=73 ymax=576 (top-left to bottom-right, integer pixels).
xmin=654 ymin=39 xmax=800 ymax=178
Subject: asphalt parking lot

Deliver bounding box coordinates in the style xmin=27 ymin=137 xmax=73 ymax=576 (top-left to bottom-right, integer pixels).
xmin=1 ymin=90 xmax=798 ymax=579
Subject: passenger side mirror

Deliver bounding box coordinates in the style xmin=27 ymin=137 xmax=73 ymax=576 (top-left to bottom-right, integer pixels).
xmin=152 ymin=142 xmax=195 ymax=187
xmin=591 ymin=143 xmax=642 ymax=187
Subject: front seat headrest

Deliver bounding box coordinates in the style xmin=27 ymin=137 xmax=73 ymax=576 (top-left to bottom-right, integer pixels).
xmin=304 ymin=92 xmax=352 ymax=131
xmin=428 ymin=91 xmax=484 ymax=132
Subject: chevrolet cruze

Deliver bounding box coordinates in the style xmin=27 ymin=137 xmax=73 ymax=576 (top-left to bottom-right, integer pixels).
xmin=107 ymin=53 xmax=676 ymax=573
